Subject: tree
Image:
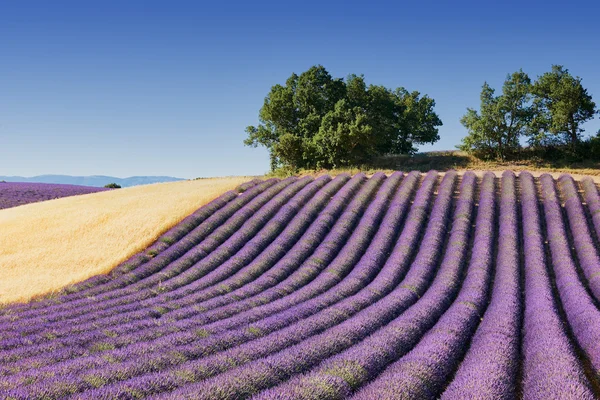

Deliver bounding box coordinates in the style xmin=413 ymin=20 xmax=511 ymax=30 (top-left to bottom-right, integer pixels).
xmin=104 ymin=183 xmax=121 ymax=188
xmin=245 ymin=65 xmax=442 ymax=171
xmin=530 ymin=65 xmax=597 ymax=147
xmin=459 ymin=70 xmax=533 ymax=160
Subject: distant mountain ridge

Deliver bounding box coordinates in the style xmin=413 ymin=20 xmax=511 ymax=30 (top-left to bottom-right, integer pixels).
xmin=0 ymin=175 xmax=184 ymax=188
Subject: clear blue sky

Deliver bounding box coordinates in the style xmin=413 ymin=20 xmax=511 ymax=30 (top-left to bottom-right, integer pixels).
xmin=1 ymin=0 xmax=599 ymax=178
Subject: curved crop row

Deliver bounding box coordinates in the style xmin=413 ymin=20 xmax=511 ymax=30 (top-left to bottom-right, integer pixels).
xmin=556 ymin=175 xmax=600 ymax=301
xmin=581 ymin=177 xmax=600 ymax=242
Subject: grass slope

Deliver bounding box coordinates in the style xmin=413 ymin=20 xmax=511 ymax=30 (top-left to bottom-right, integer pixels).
xmin=275 ymin=151 xmax=600 ymax=181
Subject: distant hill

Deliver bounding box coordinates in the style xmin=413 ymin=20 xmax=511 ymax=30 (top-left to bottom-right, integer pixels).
xmin=0 ymin=175 xmax=184 ymax=188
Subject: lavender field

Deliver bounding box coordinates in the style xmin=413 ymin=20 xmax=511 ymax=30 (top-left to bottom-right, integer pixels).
xmin=0 ymin=182 xmax=109 ymax=210
xmin=1 ymin=171 xmax=600 ymax=399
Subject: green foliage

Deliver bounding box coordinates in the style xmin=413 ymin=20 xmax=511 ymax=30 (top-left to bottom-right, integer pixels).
xmin=459 ymin=70 xmax=533 ymax=160
xmin=530 ymin=65 xmax=597 ymax=147
xmin=591 ymin=130 xmax=600 ymax=158
xmin=245 ymin=65 xmax=442 ymax=171
xmin=159 ymin=236 xmax=175 ymax=245
xmin=460 ymin=65 xmax=597 ymax=161
xmin=104 ymin=183 xmax=121 ymax=188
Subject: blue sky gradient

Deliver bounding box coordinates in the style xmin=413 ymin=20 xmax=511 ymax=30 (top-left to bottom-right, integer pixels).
xmin=1 ymin=0 xmax=598 ymax=178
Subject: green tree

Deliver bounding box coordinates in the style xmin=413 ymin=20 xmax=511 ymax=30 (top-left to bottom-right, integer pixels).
xmin=459 ymin=70 xmax=533 ymax=160
xmin=245 ymin=65 xmax=442 ymax=171
xmin=530 ymin=65 xmax=597 ymax=147
xmin=311 ymin=99 xmax=375 ymax=168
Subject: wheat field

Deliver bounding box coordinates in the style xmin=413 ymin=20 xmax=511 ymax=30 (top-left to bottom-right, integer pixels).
xmin=0 ymin=177 xmax=250 ymax=304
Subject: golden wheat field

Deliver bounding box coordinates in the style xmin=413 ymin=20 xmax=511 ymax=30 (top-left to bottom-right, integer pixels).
xmin=0 ymin=177 xmax=250 ymax=304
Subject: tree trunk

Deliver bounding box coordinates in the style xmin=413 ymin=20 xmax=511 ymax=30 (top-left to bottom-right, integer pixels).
xmin=569 ymin=115 xmax=579 ymax=145
xmin=270 ymin=153 xmax=278 ymax=172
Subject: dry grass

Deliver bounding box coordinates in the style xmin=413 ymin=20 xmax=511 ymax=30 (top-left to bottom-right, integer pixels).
xmin=0 ymin=177 xmax=251 ymax=304
xmin=285 ymin=151 xmax=600 ymax=183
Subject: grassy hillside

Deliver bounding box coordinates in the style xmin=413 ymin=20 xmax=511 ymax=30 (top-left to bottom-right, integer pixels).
xmin=271 ymin=151 xmax=600 ymax=180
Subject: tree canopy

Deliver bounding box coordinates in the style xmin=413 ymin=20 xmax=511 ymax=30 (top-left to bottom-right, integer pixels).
xmin=245 ymin=65 xmax=442 ymax=171
xmin=459 ymin=71 xmax=533 ymax=160
xmin=530 ymin=65 xmax=597 ymax=146
xmin=459 ymin=65 xmax=597 ymax=160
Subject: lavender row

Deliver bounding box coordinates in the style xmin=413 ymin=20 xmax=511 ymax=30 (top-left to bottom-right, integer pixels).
xmin=0 ymin=174 xmax=351 ymax=370
xmin=234 ymin=178 xmax=262 ymax=193
xmin=255 ymin=171 xmax=484 ymax=400
xmin=518 ymin=172 xmax=594 ymax=400
xmin=0 ymin=172 xmax=386 ymax=391
xmin=442 ymin=171 xmax=521 ymax=399
xmin=580 ymin=177 xmax=600 ymax=242
xmin=0 ymin=177 xmax=306 ymax=339
xmin=540 ymin=174 xmax=600 ymax=376
xmin=351 ymin=172 xmax=495 ymax=399
xmin=144 ymin=171 xmax=464 ymax=400
xmin=556 ymin=175 xmax=600 ymax=301
xmin=0 ymin=177 xmax=280 ymax=321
